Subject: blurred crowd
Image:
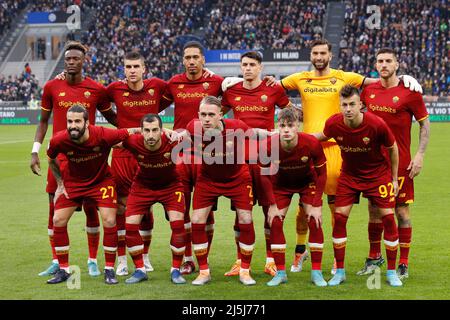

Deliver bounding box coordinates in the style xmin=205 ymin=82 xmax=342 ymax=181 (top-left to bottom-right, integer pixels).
xmin=204 ymin=0 xmax=326 ymax=50
xmin=0 ymin=72 xmax=41 ymax=102
xmin=0 ymin=0 xmax=27 ymax=38
xmin=1 ymin=0 xmax=448 ymax=102
xmin=339 ymin=0 xmax=449 ymax=97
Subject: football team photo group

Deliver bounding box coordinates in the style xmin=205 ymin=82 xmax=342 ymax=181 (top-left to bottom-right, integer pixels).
xmin=0 ymin=0 xmax=448 ymax=302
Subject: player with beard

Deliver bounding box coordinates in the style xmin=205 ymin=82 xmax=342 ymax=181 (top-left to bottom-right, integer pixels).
xmin=278 ymin=39 xmax=423 ymax=274
xmin=358 ymin=48 xmax=429 ymax=279
xmin=30 ymin=41 xmax=117 ymax=278
xmin=46 ymin=105 xmax=138 ymax=285
xmin=106 ymin=51 xmax=168 ymax=276
xmin=161 ymin=41 xmax=223 ymax=275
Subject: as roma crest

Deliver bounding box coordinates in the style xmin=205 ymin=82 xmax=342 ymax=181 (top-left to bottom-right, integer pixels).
xmin=261 ymin=94 xmax=268 ymax=102
xmin=329 ymin=77 xmax=337 ymax=85
xmin=164 ymin=152 xmax=171 ymax=159
xmin=148 ymin=89 xmax=154 ymax=96
xmin=203 ymin=82 xmax=210 ymax=90
xmin=301 ymin=156 xmax=309 ymax=163
xmin=362 ymin=137 xmax=370 ymax=145
xmin=84 ymin=91 xmax=91 ymax=98
xmin=392 ymin=96 xmax=399 ymax=103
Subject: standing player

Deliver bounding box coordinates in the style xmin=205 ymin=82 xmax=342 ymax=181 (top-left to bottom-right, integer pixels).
xmin=278 ymin=39 xmax=422 ymax=274
xmin=315 ymin=85 xmax=402 ymax=287
xmin=176 ymin=96 xmax=273 ymax=286
xmin=30 ymin=41 xmax=117 ymax=277
xmin=357 ymin=48 xmax=430 ymax=279
xmin=120 ymin=114 xmax=187 ymax=284
xmin=106 ymin=51 xmax=168 ymax=276
xmin=265 ymin=108 xmax=328 ymax=287
xmin=221 ymin=51 xmax=292 ymax=277
xmin=46 ymin=105 xmax=138 ymax=284
xmin=161 ymin=41 xmax=224 ymax=275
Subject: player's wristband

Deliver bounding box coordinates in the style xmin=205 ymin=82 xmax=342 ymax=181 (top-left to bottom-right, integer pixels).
xmin=31 ymin=142 xmax=41 ymax=154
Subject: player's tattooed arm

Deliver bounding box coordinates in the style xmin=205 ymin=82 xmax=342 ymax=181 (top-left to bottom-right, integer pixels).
xmin=408 ymin=117 xmax=430 ymax=178
xmin=30 ymin=109 xmax=52 ymax=175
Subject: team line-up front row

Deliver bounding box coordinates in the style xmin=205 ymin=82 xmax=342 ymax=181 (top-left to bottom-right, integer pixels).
xmin=45 ymin=87 xmax=413 ymax=287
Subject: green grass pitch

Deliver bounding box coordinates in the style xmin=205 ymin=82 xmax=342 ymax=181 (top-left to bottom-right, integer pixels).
xmin=0 ymin=123 xmax=449 ymax=300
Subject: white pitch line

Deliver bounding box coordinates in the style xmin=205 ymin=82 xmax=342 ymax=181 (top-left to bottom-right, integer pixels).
xmin=0 ymin=140 xmax=31 ymax=145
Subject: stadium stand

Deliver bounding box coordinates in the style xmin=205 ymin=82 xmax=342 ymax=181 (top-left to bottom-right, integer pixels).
xmin=0 ymin=72 xmax=41 ymax=102
xmin=339 ymin=0 xmax=449 ymax=97
xmin=1 ymin=1 xmax=447 ymax=101
xmin=204 ymin=0 xmax=326 ymax=50
xmin=0 ymin=0 xmax=28 ymax=37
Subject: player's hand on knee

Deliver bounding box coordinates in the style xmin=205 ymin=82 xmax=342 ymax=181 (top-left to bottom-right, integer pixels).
xmin=267 ymin=206 xmax=283 ymax=226
xmin=30 ymin=153 xmax=41 ymax=176
xmin=400 ymin=75 xmax=423 ymax=93
xmin=307 ymin=206 xmax=323 ymax=229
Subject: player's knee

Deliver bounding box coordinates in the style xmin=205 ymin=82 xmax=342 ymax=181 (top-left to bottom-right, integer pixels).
xmin=53 ymin=214 xmax=68 ymax=227
xmin=395 ymin=205 xmax=411 ymax=226
xmin=102 ymin=215 xmax=116 ymax=228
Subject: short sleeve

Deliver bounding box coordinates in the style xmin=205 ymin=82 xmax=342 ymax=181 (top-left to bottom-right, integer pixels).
xmin=408 ymin=92 xmax=429 ymax=122
xmin=102 ymin=127 xmax=130 ymax=146
xmin=310 ymin=136 xmax=327 ymax=167
xmin=342 ymin=71 xmax=365 ymax=88
xmin=47 ymin=137 xmax=59 ymax=159
xmin=275 ymin=84 xmax=290 ymax=108
xmin=41 ymin=82 xmax=53 ymax=112
xmin=96 ymin=86 xmax=112 ymax=112
xmin=379 ymin=119 xmax=396 ymax=148
xmin=221 ymin=91 xmax=231 ymax=109
xmin=322 ymin=117 xmax=335 ymax=139
xmin=280 ymin=73 xmax=302 ymax=91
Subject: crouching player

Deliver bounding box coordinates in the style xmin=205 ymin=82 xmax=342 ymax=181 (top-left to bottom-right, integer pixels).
xmin=265 ymin=108 xmax=328 ymax=287
xmin=316 ymin=85 xmax=402 ymax=287
xmin=122 ymin=114 xmax=187 ymax=284
xmin=46 ymin=105 xmax=139 ymax=285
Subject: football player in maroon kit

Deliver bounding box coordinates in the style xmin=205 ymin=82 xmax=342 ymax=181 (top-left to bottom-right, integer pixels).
xmin=160 ymin=41 xmax=223 ymax=275
xmin=173 ymin=96 xmax=274 ymax=286
xmin=46 ymin=105 xmax=139 ymax=285
xmin=106 ymin=51 xmax=168 ymax=276
xmin=121 ymin=114 xmax=187 ymax=285
xmin=221 ymin=51 xmax=292 ymax=277
xmin=316 ymin=85 xmax=403 ymax=287
xmin=264 ymin=108 xmax=328 ymax=287
xmin=30 ymin=41 xmax=117 ymax=278
xmin=357 ymin=48 xmax=430 ymax=279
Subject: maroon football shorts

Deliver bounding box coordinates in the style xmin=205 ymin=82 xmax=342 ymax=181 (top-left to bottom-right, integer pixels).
xmin=111 ymin=155 xmax=138 ymax=197
xmin=54 ymin=178 xmax=118 ymax=210
xmin=126 ymin=182 xmax=185 ymax=216
xmin=335 ymin=173 xmax=395 ymax=209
